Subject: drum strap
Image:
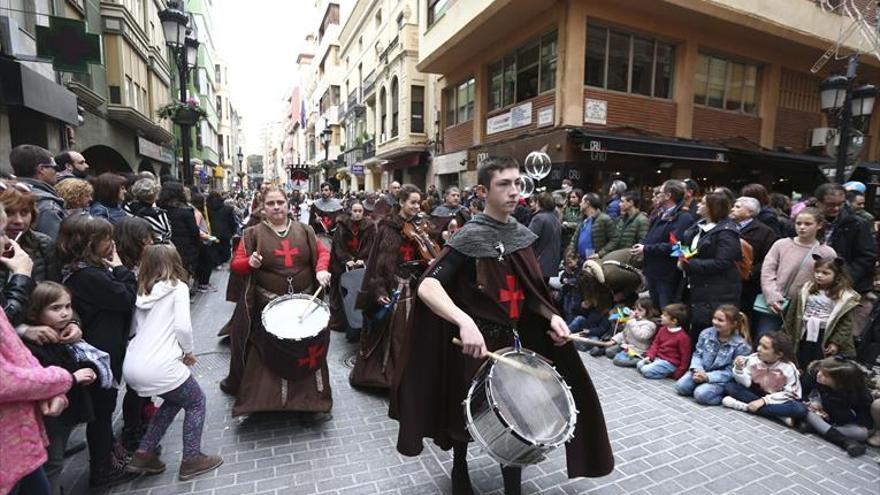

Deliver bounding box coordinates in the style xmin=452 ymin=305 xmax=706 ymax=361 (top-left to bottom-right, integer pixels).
xmin=602 ymin=259 xmax=646 ymax=289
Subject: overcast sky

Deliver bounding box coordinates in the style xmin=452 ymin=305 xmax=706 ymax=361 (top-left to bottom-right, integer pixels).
xmin=212 ymin=0 xmax=312 ymax=154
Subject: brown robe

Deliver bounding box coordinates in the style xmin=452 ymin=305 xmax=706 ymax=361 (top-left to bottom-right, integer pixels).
xmin=428 ymin=203 xmax=471 ymax=241
xmin=225 ymin=222 xmax=332 ymax=416
xmin=391 ymin=245 xmax=615 ymax=479
xmin=350 ymin=214 xmax=424 ymax=389
xmin=328 ymin=214 xmax=376 ymax=330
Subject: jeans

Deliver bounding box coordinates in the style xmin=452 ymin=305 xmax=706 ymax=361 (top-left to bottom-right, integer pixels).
xmin=647 ymin=276 xmax=678 ymax=309
xmin=10 ymin=467 xmax=50 ymax=495
xmin=636 ymin=358 xmax=677 ymax=379
xmin=568 ymin=316 xmax=605 ymax=337
xmin=675 ymin=372 xmax=726 ymax=405
xmin=754 ymin=312 xmax=784 ymax=340
xmin=723 ymin=382 xmax=808 ymax=419
xmin=44 ymin=421 xmax=73 ymax=495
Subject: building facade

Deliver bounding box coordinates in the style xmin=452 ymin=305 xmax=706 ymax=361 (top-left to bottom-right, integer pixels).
xmin=421 ymin=0 xmax=880 ymax=197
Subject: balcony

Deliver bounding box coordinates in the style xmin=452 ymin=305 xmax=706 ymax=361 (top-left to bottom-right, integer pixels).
xmin=362 ymin=70 xmax=377 ymax=97
xmin=378 ymin=35 xmax=399 ymax=65
xmin=363 ymin=139 xmax=375 ymax=159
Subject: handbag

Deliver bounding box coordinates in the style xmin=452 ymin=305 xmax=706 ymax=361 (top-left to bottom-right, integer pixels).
xmin=753 ymin=243 xmax=817 ymax=315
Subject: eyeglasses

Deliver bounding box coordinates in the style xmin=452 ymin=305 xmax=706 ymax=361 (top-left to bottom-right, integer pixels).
xmin=0 ymin=181 xmax=33 ymax=193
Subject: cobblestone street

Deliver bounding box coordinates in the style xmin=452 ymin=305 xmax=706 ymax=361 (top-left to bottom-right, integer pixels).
xmin=59 ymin=271 xmax=880 ymax=495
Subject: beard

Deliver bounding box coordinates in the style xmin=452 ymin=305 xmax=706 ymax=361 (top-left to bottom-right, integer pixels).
xmin=73 ymin=168 xmax=89 ymax=179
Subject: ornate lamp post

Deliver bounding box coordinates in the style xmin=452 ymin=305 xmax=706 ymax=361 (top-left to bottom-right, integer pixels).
xmin=321 ymin=117 xmax=333 ymax=162
xmin=819 ymin=56 xmax=877 ymax=184
xmin=159 ymin=0 xmax=201 ymax=186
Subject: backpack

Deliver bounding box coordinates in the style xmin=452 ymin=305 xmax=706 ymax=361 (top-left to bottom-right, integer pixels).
xmin=736 ymin=239 xmax=753 ymax=281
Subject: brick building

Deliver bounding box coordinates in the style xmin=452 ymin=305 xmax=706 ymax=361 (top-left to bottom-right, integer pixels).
xmin=422 ymin=0 xmax=880 ymax=199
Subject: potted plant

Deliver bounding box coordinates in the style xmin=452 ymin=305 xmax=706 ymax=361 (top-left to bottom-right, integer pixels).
xmin=158 ymin=97 xmax=208 ymax=126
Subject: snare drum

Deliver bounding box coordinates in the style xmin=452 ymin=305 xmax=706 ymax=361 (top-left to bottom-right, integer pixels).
xmin=464 ymin=348 xmax=577 ymax=467
xmin=259 ymin=293 xmax=331 ymax=381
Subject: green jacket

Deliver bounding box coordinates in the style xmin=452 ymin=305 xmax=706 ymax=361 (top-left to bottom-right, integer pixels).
xmin=603 ymin=211 xmax=649 ymax=256
xmin=783 ymin=284 xmax=859 ymax=358
xmin=566 ymin=212 xmax=616 ymax=259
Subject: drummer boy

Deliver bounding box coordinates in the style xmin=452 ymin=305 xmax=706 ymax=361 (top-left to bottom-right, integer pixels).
xmin=391 ymin=157 xmax=614 ymax=495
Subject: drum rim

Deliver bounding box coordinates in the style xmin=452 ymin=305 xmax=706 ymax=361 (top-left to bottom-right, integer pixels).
xmin=486 ymin=350 xmax=577 ymax=447
xmin=261 ymin=293 xmax=330 ymax=341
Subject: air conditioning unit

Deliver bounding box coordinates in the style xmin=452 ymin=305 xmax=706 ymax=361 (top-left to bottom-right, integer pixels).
xmin=809 ymin=127 xmax=835 ymax=148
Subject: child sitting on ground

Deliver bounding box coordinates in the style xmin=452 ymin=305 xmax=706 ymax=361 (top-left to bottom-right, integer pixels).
xmin=801 ymin=357 xmax=872 ymax=457
xmin=591 ymin=297 xmax=658 ymax=367
xmin=722 ymin=331 xmax=807 ymax=425
xmin=637 ymin=303 xmax=691 ymax=379
xmin=675 ymin=305 xmax=751 ymax=406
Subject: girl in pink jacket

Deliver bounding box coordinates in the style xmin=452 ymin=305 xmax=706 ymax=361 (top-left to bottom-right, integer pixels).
xmin=0 ymin=307 xmax=73 ymax=495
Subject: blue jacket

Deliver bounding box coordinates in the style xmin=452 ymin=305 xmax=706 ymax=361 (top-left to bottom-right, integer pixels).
xmin=89 ymin=202 xmax=128 ymax=225
xmin=642 ymin=203 xmax=694 ymax=279
xmin=689 ymin=327 xmax=751 ymax=383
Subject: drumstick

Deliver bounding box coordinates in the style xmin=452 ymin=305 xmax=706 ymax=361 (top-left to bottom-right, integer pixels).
xmin=566 ymin=334 xmax=607 ymax=347
xmin=298 ymin=285 xmax=324 ymax=322
xmin=451 ymin=338 xmax=551 ymax=380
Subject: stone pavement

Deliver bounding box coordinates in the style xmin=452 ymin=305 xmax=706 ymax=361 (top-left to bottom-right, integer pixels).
xmin=60 ymin=270 xmax=880 ymax=495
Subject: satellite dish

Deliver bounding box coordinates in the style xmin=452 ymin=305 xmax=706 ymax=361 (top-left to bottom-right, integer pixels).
xmin=825 ymin=128 xmax=865 ymax=161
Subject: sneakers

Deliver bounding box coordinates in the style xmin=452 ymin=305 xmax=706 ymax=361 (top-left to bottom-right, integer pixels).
xmin=179 ymin=454 xmax=223 ymax=481
xmin=589 ymin=347 xmax=605 ymax=357
xmin=868 ymin=432 xmax=880 ymax=448
xmin=197 ymin=284 xmax=218 ymax=293
xmin=721 ymin=396 xmax=749 ymax=412
xmin=126 ymin=451 xmax=166 ymax=475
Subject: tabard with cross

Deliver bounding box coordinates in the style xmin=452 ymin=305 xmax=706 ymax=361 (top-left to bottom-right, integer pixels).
xmin=252 ymin=222 xmax=316 ymax=297
xmin=474 ymin=258 xmax=528 ymax=327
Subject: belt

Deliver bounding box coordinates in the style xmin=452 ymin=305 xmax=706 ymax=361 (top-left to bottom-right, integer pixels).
xmin=473 ymin=316 xmax=516 ymax=341
xmin=256 ymin=286 xmax=282 ymax=300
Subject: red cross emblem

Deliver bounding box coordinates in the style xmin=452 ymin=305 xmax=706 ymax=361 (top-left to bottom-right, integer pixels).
xmin=400 ymin=241 xmax=415 ymax=262
xmin=297 ymin=344 xmax=326 ymax=369
xmin=347 ymin=234 xmax=360 ymax=253
xmin=320 ymin=215 xmax=333 ymax=231
xmin=499 ymin=275 xmax=525 ymax=319
xmin=274 ymin=239 xmax=300 ymax=267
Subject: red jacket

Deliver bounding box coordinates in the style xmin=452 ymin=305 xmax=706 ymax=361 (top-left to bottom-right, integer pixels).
xmin=645 ymin=326 xmax=692 ymax=379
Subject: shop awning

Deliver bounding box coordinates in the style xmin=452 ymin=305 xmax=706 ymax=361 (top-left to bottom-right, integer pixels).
xmin=570 ymin=129 xmax=729 ymax=163
xmin=382 ymin=151 xmax=428 ymax=171
xmin=0 ymin=58 xmax=77 ymax=125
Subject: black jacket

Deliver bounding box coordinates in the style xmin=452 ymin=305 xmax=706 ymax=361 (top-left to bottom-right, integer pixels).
xmin=164 ymin=203 xmax=201 ymax=271
xmin=740 ymin=219 xmax=779 ymax=282
xmin=208 ymin=201 xmax=237 ymax=240
xmin=63 ymin=265 xmax=136 ymax=378
xmin=25 ymin=341 xmax=95 ymax=427
xmin=682 ymin=217 xmax=742 ymax=308
xmin=757 ymin=206 xmax=785 ymax=238
xmin=826 ymin=209 xmax=877 ymax=293
xmin=1 ymin=273 xmax=35 ymax=327
xmin=124 ymin=201 xmax=172 ymax=243
xmin=642 ymin=204 xmax=695 ymax=280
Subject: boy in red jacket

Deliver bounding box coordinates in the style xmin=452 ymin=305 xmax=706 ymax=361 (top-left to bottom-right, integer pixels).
xmin=637 ymin=303 xmax=691 ymax=379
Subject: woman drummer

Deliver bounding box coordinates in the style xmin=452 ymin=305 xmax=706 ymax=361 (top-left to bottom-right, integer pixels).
xmin=350 ymin=184 xmax=424 ymax=389
xmin=328 ymin=201 xmax=376 ymax=342
xmin=220 ymin=187 xmax=332 ymax=418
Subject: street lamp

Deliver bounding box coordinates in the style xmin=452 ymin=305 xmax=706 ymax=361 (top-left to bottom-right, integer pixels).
xmin=819 ymin=56 xmax=876 ymax=184
xmin=321 ymin=117 xmax=333 ymax=162
xmin=159 ymin=0 xmax=200 ymax=186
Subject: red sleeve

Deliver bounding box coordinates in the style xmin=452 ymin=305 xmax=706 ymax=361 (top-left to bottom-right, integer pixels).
xmin=230 ymin=238 xmax=252 ymax=275
xmin=673 ymin=332 xmax=692 ymax=379
xmin=646 ymin=327 xmax=662 ymax=359
xmin=315 ymin=238 xmax=330 ymax=272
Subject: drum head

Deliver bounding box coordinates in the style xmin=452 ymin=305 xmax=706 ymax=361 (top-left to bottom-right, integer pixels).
xmin=262 ymin=294 xmax=330 ymax=340
xmin=488 ymin=351 xmax=575 ymax=444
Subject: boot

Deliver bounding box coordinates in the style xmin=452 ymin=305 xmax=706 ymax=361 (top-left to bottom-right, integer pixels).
xmin=451 ymin=443 xmax=474 ymax=495
xmin=112 ymin=439 xmax=132 ymax=464
xmin=89 ymin=454 xmax=140 ymax=488
xmin=126 ymin=450 xmax=166 ymax=475
xmin=501 ymin=465 xmax=522 ymax=495
xmin=179 ymin=454 xmax=223 ymax=481
xmin=825 ymin=427 xmax=866 ymax=457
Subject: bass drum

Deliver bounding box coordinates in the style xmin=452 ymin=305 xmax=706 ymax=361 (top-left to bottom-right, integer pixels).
xmin=464 ymin=348 xmax=577 ymax=467
xmin=259 ymin=293 xmax=331 ymax=381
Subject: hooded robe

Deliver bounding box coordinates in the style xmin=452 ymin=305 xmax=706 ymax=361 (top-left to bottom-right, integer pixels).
xmin=327 ymin=213 xmax=377 ymax=331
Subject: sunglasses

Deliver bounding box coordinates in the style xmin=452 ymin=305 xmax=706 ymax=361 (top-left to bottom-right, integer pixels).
xmin=0 ymin=181 xmax=33 ymax=193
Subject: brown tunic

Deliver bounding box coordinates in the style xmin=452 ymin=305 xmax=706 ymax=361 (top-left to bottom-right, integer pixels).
xmin=225 ymin=222 xmax=332 ymax=416
xmin=328 ymin=215 xmax=377 ymax=331
xmin=350 ymin=214 xmax=424 ymax=389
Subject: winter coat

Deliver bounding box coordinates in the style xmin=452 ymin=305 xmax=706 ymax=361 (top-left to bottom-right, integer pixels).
xmin=681 ymin=218 xmax=742 ymax=321
xmin=757 ymin=206 xmax=785 ymax=238
xmin=528 ymin=210 xmax=562 ymax=278
xmin=0 ymin=229 xmax=60 ymax=287
xmin=0 ymin=273 xmax=35 ymax=327
xmin=825 ymin=209 xmax=877 ymax=293
xmin=561 ymin=205 xmax=581 ymax=250
xmin=124 ymin=200 xmax=172 ymax=243
xmin=566 ymin=212 xmax=616 ymax=259
xmin=610 ymin=318 xmax=656 ymax=355
xmin=88 ymin=201 xmax=127 ymax=225
xmin=606 ymin=196 xmax=622 ymax=220
xmin=63 ymin=265 xmax=137 ymax=379
xmin=642 ymin=204 xmax=695 ymax=280
xmin=208 ymin=200 xmax=237 ymax=240
xmin=0 ymin=309 xmax=73 ymax=494
xmin=124 ymin=280 xmax=193 ymax=397
xmin=688 ymin=327 xmax=751 ymax=384
xmin=164 ymin=203 xmax=201 ymax=272
xmin=605 ymin=211 xmax=649 ymax=254
xmin=784 ymin=284 xmax=859 ymax=357
xmin=18 ymin=178 xmax=66 ymax=239
xmin=739 ymin=219 xmax=778 ymax=282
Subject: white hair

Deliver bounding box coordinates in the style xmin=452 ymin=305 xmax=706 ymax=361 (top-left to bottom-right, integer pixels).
xmin=736 ymin=196 xmax=761 ymax=217
xmin=610 ymin=180 xmax=627 ymax=196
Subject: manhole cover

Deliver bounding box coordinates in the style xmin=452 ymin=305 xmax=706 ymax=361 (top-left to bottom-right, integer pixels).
xmin=191 ymin=351 xmax=231 ymax=379
xmin=342 ymin=351 xmax=358 ymax=369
